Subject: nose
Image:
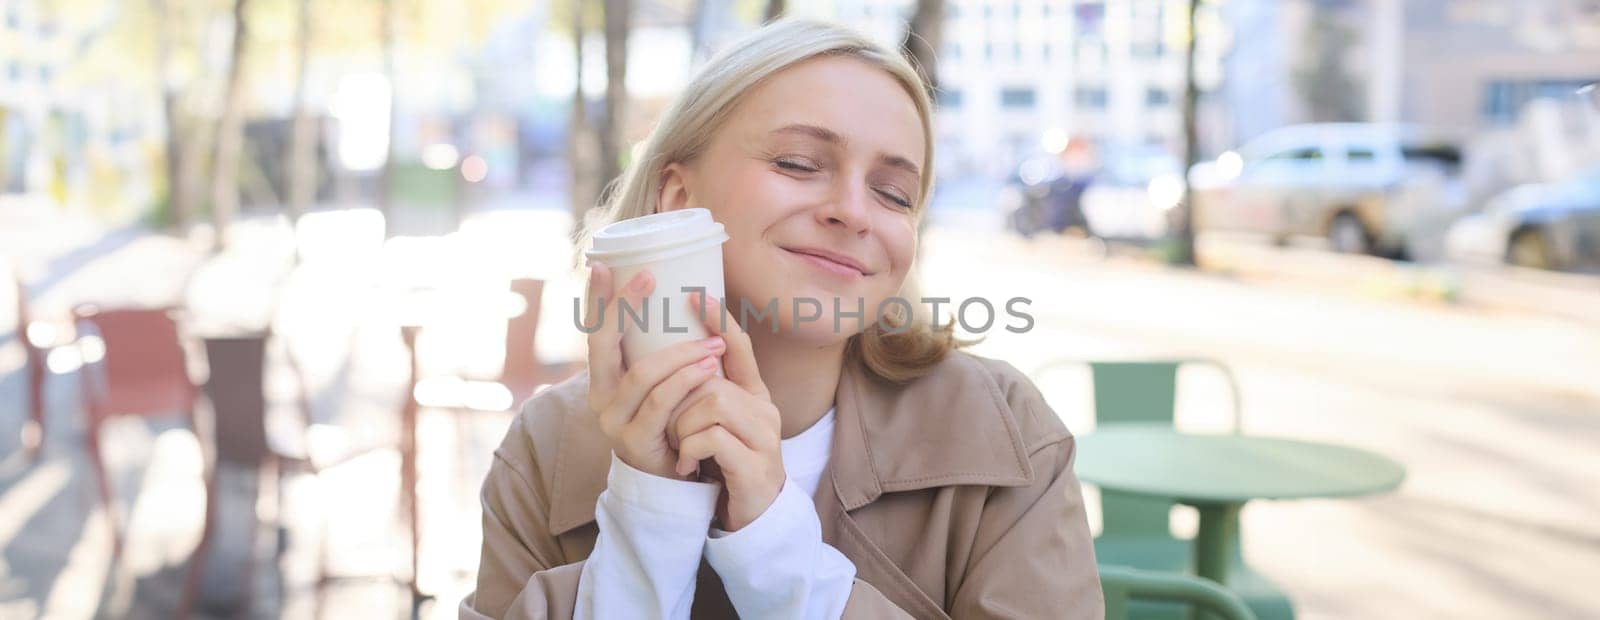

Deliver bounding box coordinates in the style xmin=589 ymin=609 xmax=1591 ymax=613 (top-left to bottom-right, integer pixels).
xmin=815 ymin=178 xmax=874 ymax=236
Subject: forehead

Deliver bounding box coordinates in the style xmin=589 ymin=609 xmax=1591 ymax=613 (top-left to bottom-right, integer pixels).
xmin=724 ymin=55 xmax=925 ymax=165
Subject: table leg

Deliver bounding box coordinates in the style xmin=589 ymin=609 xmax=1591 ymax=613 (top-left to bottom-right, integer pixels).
xmin=1189 ymin=502 xmax=1244 ymax=620
xmin=1193 ymin=502 xmax=1241 ymax=584
xmin=400 ymin=326 xmax=427 ymax=614
xmin=23 ymin=347 xmax=45 ymax=460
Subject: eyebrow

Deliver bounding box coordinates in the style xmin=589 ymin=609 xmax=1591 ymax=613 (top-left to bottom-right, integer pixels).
xmin=770 ymin=123 xmax=922 ymax=178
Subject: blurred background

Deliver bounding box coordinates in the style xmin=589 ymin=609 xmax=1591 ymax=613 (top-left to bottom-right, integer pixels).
xmin=1 ymin=0 xmax=1598 ymax=618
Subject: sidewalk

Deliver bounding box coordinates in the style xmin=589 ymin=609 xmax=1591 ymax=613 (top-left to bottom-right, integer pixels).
xmin=2 ymin=199 xmax=213 ymax=619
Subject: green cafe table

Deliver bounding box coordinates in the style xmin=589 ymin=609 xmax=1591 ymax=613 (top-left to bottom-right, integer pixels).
xmin=1075 ymin=423 xmax=1406 ymax=586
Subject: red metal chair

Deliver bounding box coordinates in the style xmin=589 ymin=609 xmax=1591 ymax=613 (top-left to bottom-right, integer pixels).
xmin=180 ymin=332 xmax=277 ymax=619
xmin=184 ymin=326 xmax=390 ymax=618
xmin=72 ymin=305 xmax=200 ymax=559
xmin=76 ymin=312 xmax=287 ymax=618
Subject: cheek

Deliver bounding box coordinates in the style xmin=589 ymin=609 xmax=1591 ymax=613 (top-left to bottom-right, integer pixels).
xmin=878 ymin=216 xmax=918 ymax=281
xmin=719 ymin=227 xmax=783 ymax=302
xmin=707 ymin=167 xmax=822 ymax=258
xmin=703 ymin=169 xmax=805 ymax=242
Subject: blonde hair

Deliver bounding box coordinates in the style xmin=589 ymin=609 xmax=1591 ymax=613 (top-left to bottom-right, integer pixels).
xmin=575 ymin=18 xmax=966 ymax=384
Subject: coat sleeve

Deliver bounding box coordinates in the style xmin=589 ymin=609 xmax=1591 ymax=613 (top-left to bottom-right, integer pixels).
xmin=839 ymin=364 xmax=1103 ymax=619
xmin=835 ymin=438 xmax=1101 ymax=620
xmin=947 ymin=368 xmax=1104 ymax=620
xmin=460 ymin=436 xmax=585 ymax=620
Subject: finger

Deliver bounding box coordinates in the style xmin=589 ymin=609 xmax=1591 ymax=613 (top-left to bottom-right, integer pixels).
xmin=599 ymin=335 xmax=727 ymax=431
xmin=673 ymin=381 xmax=776 ymax=453
xmin=627 ymin=355 xmax=720 ymax=440
xmin=665 ymin=380 xmax=716 ymax=449
xmin=584 ymin=262 xmax=622 ymax=392
xmin=613 ymin=268 xmax=657 ymax=369
xmin=675 ymin=425 xmax=749 ymax=477
xmin=690 ymin=295 xmax=768 ymax=397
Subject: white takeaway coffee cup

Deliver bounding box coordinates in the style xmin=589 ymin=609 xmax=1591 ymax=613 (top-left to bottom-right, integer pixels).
xmin=584 ymin=208 xmax=730 ymax=369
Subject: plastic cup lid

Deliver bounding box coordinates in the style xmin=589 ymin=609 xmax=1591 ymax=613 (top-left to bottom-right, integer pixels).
xmin=585 ymin=208 xmax=729 ymax=265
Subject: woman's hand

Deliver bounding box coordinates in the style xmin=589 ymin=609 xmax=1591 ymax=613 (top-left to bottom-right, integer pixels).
xmin=585 ymin=262 xmax=726 ymax=479
xmin=672 ymin=294 xmax=785 ymax=531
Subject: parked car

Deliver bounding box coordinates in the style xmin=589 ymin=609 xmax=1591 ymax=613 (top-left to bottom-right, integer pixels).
xmin=1079 ymin=147 xmax=1183 ymax=241
xmin=1444 ymin=167 xmax=1600 ymax=271
xmin=1000 ymin=145 xmax=1183 ymax=240
xmin=1189 ymin=123 xmax=1467 ymax=258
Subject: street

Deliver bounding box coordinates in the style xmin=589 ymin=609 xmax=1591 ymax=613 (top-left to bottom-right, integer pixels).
xmin=2 ymin=201 xmax=1599 ymax=618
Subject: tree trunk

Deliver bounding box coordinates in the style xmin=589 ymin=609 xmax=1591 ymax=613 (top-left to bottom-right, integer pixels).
xmin=178 ymin=115 xmax=214 ymax=237
xmin=598 ymin=0 xmax=630 ymax=200
xmin=379 ymin=0 xmax=396 ymax=237
xmin=901 ymin=0 xmax=944 ymax=288
xmin=154 ymin=0 xmax=187 ymax=232
xmin=690 ymin=0 xmax=708 ymax=59
xmin=1173 ymin=0 xmax=1201 ymax=266
xmin=570 ymin=0 xmax=591 ymax=223
xmin=763 ymin=0 xmax=785 ymax=23
xmin=690 ymin=0 xmax=735 ymax=64
xmin=210 ymin=0 xmax=252 ymax=252
xmin=900 ymin=0 xmax=945 ymax=96
xmin=286 ymin=0 xmax=317 ymax=224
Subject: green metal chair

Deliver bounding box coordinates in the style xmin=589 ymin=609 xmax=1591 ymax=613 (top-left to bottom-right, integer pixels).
xmin=1036 ymin=359 xmax=1292 ymax=620
xmin=1100 ymin=564 xmax=1258 ymax=620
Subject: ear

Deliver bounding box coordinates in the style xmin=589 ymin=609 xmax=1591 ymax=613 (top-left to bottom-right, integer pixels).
xmin=656 ymin=162 xmax=696 ymax=214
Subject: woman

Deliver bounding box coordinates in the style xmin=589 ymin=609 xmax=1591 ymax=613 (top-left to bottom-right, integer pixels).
xmin=462 ymin=19 xmax=1101 ymax=620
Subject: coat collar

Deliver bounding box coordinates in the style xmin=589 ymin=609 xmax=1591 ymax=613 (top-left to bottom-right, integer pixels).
xmin=547 ymin=353 xmax=1035 ymax=535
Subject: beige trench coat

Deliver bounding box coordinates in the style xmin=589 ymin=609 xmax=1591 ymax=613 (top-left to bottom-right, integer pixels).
xmin=460 ymin=351 xmax=1103 ymax=619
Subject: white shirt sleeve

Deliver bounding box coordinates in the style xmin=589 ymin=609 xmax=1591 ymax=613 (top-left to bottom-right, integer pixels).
xmin=704 ymin=478 xmax=857 ymax=620
xmin=575 ymin=454 xmax=721 ymax=620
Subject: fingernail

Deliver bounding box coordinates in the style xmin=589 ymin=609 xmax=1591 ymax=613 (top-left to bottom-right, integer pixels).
xmin=703 ymin=336 xmax=725 ymax=352
xmin=698 ymin=356 xmax=719 ymax=369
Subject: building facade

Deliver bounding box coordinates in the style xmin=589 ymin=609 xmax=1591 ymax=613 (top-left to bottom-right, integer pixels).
xmin=810 ymin=0 xmax=1226 ymax=179
xmin=1 ymin=0 xmax=162 ymax=211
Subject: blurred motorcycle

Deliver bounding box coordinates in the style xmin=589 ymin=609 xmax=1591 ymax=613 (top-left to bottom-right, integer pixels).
xmin=1000 ymin=152 xmax=1093 ymax=238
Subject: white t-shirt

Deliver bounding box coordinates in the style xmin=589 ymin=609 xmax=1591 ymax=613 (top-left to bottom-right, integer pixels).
xmin=778 ymin=408 xmax=836 ymax=499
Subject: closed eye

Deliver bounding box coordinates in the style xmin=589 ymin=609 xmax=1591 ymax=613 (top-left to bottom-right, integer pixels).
xmin=876 ymin=188 xmax=912 ymax=209
xmin=775 ymin=158 xmax=819 ymax=173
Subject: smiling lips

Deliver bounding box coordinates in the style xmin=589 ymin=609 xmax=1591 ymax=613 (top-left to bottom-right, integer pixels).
xmin=782 ymin=246 xmax=872 ymax=279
